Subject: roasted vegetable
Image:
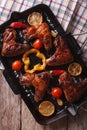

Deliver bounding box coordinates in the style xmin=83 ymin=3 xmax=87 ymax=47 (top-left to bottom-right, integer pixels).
xmin=50 ymin=70 xmax=65 ymax=76
xmin=12 ymin=60 xmax=22 ymax=71
xmin=10 ymin=22 xmax=27 ymax=28
xmin=33 ymin=39 xmax=43 ymax=49
xmin=51 ymin=87 xmax=62 ymax=98
xmin=22 ymin=49 xmax=46 ymax=73
xmin=57 ymin=98 xmax=63 ymax=106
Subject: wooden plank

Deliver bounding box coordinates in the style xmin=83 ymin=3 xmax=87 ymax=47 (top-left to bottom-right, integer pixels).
xmin=67 ymin=109 xmax=87 ymax=130
xmin=45 ymin=116 xmax=68 ymax=130
xmin=21 ymin=98 xmax=67 ymax=130
xmin=21 ymin=100 xmax=45 ymax=130
xmin=0 ymin=71 xmax=21 ymax=130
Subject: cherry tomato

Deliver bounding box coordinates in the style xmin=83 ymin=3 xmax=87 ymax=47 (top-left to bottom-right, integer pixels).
xmin=51 ymin=87 xmax=62 ymax=98
xmin=12 ymin=60 xmax=22 ymax=71
xmin=33 ymin=39 xmax=43 ymax=49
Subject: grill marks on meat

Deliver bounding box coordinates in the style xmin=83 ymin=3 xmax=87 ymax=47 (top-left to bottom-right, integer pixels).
xmin=46 ymin=35 xmax=74 ymax=66
xmin=2 ymin=26 xmax=87 ymax=104
xmin=19 ymin=73 xmax=35 ymax=87
xmin=20 ymin=71 xmax=87 ymax=102
xmin=2 ymin=40 xmax=29 ymax=57
xmin=59 ymin=72 xmax=87 ymax=103
xmin=1 ymin=28 xmax=29 ymax=57
xmin=32 ymin=72 xmax=50 ymax=101
xmin=23 ymin=23 xmax=52 ymax=51
xmin=19 ymin=72 xmax=50 ymax=101
xmin=3 ymin=28 xmax=16 ymax=42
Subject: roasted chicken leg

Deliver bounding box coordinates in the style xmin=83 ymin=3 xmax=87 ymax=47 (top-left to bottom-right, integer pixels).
xmin=19 ymin=72 xmax=50 ymax=101
xmin=59 ymin=72 xmax=87 ymax=103
xmin=23 ymin=23 xmax=52 ymax=51
xmin=46 ymin=35 xmax=74 ymax=66
xmin=1 ymin=28 xmax=29 ymax=57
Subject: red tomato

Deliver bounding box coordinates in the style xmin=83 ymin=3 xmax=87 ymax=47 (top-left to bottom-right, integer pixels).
xmin=33 ymin=39 xmax=42 ymax=49
xmin=12 ymin=60 xmax=22 ymax=71
xmin=51 ymin=87 xmax=62 ymax=98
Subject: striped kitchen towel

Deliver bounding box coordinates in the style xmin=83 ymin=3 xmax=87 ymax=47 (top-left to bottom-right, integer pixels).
xmin=0 ymin=0 xmax=87 ymax=60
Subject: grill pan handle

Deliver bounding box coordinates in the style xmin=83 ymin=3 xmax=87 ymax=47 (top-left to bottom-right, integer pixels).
xmin=66 ymin=104 xmax=77 ymax=116
xmin=80 ymin=105 xmax=87 ymax=112
xmin=77 ymin=100 xmax=87 ymax=112
xmin=67 ymin=100 xmax=87 ymax=116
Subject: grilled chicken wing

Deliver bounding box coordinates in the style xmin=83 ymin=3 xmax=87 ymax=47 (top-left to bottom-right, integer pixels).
xmin=3 ymin=28 xmax=16 ymax=42
xmin=1 ymin=28 xmax=29 ymax=57
xmin=59 ymin=72 xmax=87 ymax=103
xmin=23 ymin=23 xmax=52 ymax=51
xmin=46 ymin=35 xmax=74 ymax=66
xmin=19 ymin=72 xmax=50 ymax=101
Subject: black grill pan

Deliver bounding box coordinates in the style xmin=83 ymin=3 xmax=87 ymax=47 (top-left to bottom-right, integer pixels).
xmin=0 ymin=4 xmax=87 ymax=125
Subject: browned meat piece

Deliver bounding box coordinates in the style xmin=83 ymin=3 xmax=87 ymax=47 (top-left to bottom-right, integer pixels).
xmin=59 ymin=72 xmax=87 ymax=103
xmin=1 ymin=28 xmax=30 ymax=57
xmin=19 ymin=73 xmax=35 ymax=87
xmin=58 ymin=72 xmax=73 ymax=85
xmin=23 ymin=23 xmax=52 ymax=51
xmin=46 ymin=35 xmax=74 ymax=66
xmin=19 ymin=72 xmax=50 ymax=101
xmin=3 ymin=28 xmax=16 ymax=42
xmin=2 ymin=40 xmax=29 ymax=57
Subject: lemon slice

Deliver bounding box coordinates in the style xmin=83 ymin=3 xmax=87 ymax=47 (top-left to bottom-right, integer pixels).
xmin=68 ymin=62 xmax=82 ymax=76
xmin=38 ymin=100 xmax=55 ymax=117
xmin=27 ymin=12 xmax=43 ymax=26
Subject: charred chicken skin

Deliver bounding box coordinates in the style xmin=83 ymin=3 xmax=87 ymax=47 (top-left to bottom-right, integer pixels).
xmin=23 ymin=23 xmax=52 ymax=51
xmin=59 ymin=72 xmax=87 ymax=103
xmin=46 ymin=35 xmax=74 ymax=66
xmin=19 ymin=72 xmax=50 ymax=101
xmin=1 ymin=28 xmax=29 ymax=57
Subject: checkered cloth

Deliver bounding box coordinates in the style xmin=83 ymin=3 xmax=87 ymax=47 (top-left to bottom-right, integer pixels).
xmin=0 ymin=0 xmax=87 ymax=61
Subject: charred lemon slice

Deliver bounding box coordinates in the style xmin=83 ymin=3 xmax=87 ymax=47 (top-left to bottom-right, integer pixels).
xmin=27 ymin=12 xmax=43 ymax=26
xmin=68 ymin=62 xmax=82 ymax=76
xmin=38 ymin=100 xmax=55 ymax=117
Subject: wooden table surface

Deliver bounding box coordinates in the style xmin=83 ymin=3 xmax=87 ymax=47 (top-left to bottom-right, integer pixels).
xmin=0 ymin=70 xmax=87 ymax=130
